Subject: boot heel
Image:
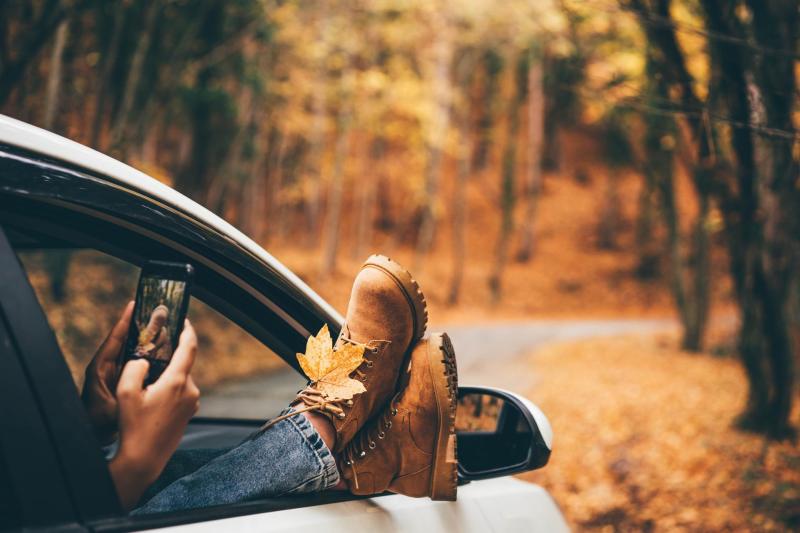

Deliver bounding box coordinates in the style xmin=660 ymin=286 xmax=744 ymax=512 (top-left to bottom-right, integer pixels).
xmin=428 ymin=332 xmax=458 ymax=501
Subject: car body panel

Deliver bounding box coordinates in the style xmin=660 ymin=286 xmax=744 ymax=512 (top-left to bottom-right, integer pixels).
xmin=153 ymin=479 xmax=569 ymax=533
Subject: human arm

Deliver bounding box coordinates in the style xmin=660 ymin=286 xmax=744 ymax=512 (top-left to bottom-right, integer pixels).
xmin=81 ymin=301 xmax=134 ymax=445
xmin=109 ymin=321 xmax=200 ymax=511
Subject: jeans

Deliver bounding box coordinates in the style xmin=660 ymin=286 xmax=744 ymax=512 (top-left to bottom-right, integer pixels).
xmin=133 ymin=409 xmax=339 ymax=514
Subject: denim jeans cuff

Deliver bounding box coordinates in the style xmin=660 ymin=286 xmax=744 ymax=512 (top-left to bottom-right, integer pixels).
xmin=280 ymin=408 xmax=340 ymax=490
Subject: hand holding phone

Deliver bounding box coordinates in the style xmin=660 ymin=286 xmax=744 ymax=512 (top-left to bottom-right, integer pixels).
xmin=122 ymin=260 xmax=194 ymax=386
xmin=111 ymin=320 xmax=200 ymax=511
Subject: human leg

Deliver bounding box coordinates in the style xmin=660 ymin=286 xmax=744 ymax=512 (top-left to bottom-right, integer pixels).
xmin=133 ymin=409 xmax=338 ymax=514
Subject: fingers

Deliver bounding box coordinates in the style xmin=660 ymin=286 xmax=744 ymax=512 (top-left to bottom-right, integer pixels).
xmin=96 ymin=301 xmax=135 ymax=363
xmin=162 ymin=319 xmax=197 ymax=380
xmin=117 ymin=359 xmax=150 ymax=398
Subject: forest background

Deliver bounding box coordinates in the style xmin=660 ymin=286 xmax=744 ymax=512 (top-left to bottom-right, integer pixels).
xmin=2 ymin=0 xmax=799 ymax=530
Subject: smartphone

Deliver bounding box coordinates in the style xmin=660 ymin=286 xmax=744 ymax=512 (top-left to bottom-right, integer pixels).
xmin=122 ymin=260 xmax=194 ymax=386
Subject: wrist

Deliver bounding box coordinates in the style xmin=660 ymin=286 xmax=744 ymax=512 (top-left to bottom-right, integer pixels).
xmin=109 ymin=448 xmax=159 ymax=511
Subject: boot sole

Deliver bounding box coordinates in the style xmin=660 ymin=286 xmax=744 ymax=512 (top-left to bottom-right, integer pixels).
xmin=427 ymin=332 xmax=458 ymax=501
xmin=362 ymin=254 xmax=428 ymax=343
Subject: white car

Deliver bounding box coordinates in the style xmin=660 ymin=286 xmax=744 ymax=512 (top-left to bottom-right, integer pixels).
xmin=0 ymin=114 xmax=568 ymax=532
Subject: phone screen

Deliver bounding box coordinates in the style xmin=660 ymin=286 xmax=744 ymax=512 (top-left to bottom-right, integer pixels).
xmin=123 ymin=262 xmax=193 ymax=385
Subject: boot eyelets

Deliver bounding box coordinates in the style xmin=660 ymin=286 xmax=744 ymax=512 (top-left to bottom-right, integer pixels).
xmin=337 ymin=413 xmax=346 ymax=419
xmin=386 ymin=421 xmax=392 ymax=428
xmin=378 ymin=431 xmax=385 ymax=439
xmin=359 ymin=451 xmax=366 ymax=458
xmin=366 ymin=360 xmax=374 ymax=368
xmin=391 ymin=408 xmax=398 ymax=416
xmin=369 ymin=441 xmax=376 ymax=449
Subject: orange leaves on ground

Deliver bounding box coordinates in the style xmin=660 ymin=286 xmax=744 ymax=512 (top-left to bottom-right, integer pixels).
xmin=521 ymin=333 xmax=800 ymax=532
xmin=297 ymin=324 xmax=366 ymax=400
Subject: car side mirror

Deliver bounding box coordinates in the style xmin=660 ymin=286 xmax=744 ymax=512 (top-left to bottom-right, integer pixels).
xmin=456 ymin=386 xmax=552 ymax=481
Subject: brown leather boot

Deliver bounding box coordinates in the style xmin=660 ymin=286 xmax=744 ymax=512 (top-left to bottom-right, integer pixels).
xmin=340 ymin=332 xmax=459 ymax=501
xmin=295 ymin=255 xmax=427 ymax=452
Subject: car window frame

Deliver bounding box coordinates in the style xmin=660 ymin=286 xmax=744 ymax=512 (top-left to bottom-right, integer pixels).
xmin=0 ymin=225 xmax=117 ymax=529
xmin=0 ymin=145 xmax=373 ymax=529
xmin=0 ymin=142 xmax=342 ymax=370
xmin=2 ymin=225 xmax=374 ymax=533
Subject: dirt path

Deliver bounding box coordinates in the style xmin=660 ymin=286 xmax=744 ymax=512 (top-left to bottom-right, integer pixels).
xmin=199 ymin=319 xmax=675 ymax=419
xmin=450 ymin=319 xmax=675 ymax=391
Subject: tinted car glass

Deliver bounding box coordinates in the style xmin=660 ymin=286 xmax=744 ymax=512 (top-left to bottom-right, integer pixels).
xmin=15 ymin=245 xmax=301 ymax=416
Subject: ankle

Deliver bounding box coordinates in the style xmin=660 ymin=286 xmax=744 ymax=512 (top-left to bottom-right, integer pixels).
xmin=299 ymin=407 xmax=337 ymax=451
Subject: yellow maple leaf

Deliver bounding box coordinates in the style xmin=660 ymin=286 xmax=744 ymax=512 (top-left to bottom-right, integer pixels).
xmin=297 ymin=324 xmax=367 ymax=401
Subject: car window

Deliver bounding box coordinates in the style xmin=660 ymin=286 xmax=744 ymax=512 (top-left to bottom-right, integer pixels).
xmin=15 ymin=246 xmax=301 ymax=418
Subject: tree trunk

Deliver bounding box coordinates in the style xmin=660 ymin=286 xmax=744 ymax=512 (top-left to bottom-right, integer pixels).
xmin=682 ymin=198 xmax=711 ymax=351
xmin=0 ymin=0 xmax=68 ymax=107
xmin=43 ymin=250 xmax=72 ymax=303
xmin=320 ymin=106 xmax=353 ymax=277
xmin=267 ymin=132 xmax=288 ymax=244
xmin=516 ymin=47 xmax=544 ymax=263
xmin=596 ymin=172 xmax=622 ymax=250
xmin=415 ymin=145 xmax=444 ymax=269
xmin=448 ymin=139 xmax=469 ymax=306
xmin=90 ymin=2 xmax=125 ymax=150
xmin=110 ymin=2 xmax=159 ymax=157
xmin=634 ymin=167 xmax=660 ymax=279
xmin=634 ymin=4 xmax=713 ymax=352
xmin=649 ymin=104 xmax=693 ymax=343
xmin=43 ymin=19 xmax=68 ymax=131
xmin=488 ymin=51 xmax=527 ymax=302
xmin=472 ymin=48 xmax=503 ymax=171
xmin=415 ymin=27 xmax=453 ymax=270
xmin=306 ymin=83 xmax=327 ymax=246
xmin=447 ymin=51 xmax=475 ymax=306
xmin=305 ymin=7 xmax=330 ymax=247
xmin=212 ymin=86 xmax=254 ymax=218
xmin=736 ymin=276 xmax=770 ymax=430
xmin=41 ymin=19 xmax=72 ymax=302
xmin=746 ymin=0 xmax=798 ymax=439
xmin=700 ymin=0 xmax=797 ymax=437
xmin=353 ymin=138 xmax=382 ymax=260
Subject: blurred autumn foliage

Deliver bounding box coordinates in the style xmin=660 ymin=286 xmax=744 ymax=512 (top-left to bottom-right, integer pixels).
xmin=2 ymin=0 xmax=799 ymax=526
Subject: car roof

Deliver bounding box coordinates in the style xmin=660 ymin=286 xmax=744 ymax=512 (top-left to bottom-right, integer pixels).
xmin=0 ymin=113 xmax=343 ymax=324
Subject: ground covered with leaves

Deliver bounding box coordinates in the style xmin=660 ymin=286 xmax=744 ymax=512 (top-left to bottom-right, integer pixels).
xmin=520 ymin=333 xmax=800 ymax=532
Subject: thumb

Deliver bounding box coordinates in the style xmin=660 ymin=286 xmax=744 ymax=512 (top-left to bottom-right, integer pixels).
xmin=117 ymin=359 xmax=150 ymax=397
xmin=94 ymin=301 xmax=135 ymax=365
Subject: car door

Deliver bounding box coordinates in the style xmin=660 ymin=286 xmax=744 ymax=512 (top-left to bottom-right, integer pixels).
xmin=3 ymin=223 xmax=568 ymax=533
xmin=0 ymin=142 xmax=567 ymax=533
xmin=0 ymin=144 xmax=431 ymax=530
xmin=0 ymin=227 xmax=90 ymax=532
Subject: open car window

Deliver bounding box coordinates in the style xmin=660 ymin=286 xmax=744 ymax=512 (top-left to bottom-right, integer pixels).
xmin=4 ymin=221 xmax=356 ymax=530
xmin=15 ymin=245 xmax=302 ymax=419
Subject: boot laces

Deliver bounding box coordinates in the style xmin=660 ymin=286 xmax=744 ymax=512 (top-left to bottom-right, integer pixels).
xmin=343 ymin=398 xmax=399 ymax=489
xmin=260 ymin=337 xmax=381 ymax=433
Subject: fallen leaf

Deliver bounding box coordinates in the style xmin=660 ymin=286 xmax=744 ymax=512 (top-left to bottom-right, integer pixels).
xmin=297 ymin=324 xmax=366 ymax=400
